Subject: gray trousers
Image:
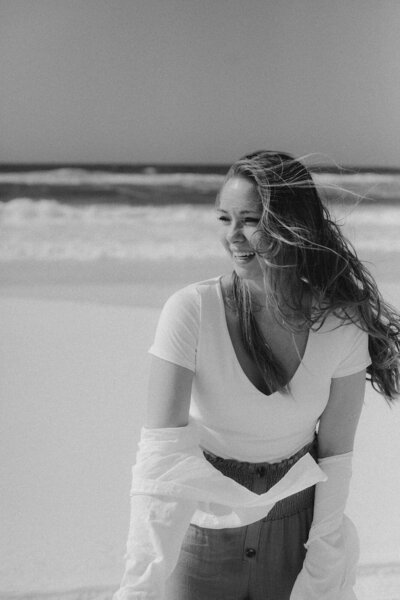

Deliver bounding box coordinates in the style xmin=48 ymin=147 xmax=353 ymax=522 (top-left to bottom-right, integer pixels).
xmin=165 ymin=439 xmax=317 ymax=600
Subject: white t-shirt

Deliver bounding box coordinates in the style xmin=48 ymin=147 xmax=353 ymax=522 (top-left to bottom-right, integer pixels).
xmin=149 ymin=276 xmax=371 ymax=463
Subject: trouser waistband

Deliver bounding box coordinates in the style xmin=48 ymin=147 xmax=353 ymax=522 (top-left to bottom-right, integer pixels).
xmin=203 ymin=438 xmax=317 ymax=520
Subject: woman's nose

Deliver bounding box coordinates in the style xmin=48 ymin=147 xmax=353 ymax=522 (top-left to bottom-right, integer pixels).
xmin=226 ymin=222 xmax=245 ymax=243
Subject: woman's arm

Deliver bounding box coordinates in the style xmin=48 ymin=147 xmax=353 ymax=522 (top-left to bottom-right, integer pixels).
xmin=318 ymin=369 xmax=367 ymax=458
xmin=291 ymin=369 xmax=367 ymax=600
xmin=145 ymin=355 xmax=193 ymax=428
xmin=114 ymin=358 xmax=196 ymax=599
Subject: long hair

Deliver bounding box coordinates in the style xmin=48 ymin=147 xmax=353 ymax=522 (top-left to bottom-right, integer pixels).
xmin=218 ymin=150 xmax=400 ymax=402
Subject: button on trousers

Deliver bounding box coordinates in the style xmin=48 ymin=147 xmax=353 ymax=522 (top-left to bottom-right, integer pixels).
xmin=165 ymin=439 xmax=316 ymax=600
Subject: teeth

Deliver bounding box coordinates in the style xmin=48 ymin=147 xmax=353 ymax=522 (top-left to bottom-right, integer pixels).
xmin=234 ymin=252 xmax=255 ymax=258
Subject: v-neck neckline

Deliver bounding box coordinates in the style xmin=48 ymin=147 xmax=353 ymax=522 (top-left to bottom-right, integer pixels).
xmin=216 ymin=276 xmax=312 ymax=398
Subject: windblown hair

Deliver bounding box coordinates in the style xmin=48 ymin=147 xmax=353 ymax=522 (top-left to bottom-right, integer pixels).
xmin=218 ymin=150 xmax=400 ymax=402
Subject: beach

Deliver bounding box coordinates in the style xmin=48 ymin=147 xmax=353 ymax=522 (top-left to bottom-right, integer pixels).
xmin=1 ymin=170 xmax=400 ymax=599
xmin=1 ymin=277 xmax=400 ymax=600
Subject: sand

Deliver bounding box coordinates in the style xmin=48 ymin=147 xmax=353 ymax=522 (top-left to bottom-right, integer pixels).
xmin=1 ymin=286 xmax=400 ymax=599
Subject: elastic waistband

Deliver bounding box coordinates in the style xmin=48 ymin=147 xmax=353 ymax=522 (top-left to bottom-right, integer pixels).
xmin=203 ymin=438 xmax=317 ymax=520
xmin=203 ymin=439 xmax=317 ymax=472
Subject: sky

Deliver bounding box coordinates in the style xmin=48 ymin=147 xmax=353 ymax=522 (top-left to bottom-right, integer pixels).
xmin=1 ymin=0 xmax=400 ymax=166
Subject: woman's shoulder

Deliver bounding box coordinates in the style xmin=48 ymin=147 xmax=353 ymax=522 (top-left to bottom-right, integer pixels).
xmin=157 ymin=276 xmax=222 ymax=326
xmin=312 ymin=308 xmax=371 ymax=377
xmin=317 ymin=307 xmax=368 ymax=348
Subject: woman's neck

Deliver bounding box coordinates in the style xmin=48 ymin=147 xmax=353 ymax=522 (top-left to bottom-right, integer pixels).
xmin=243 ymin=279 xmax=268 ymax=308
xmin=225 ymin=271 xmax=312 ymax=327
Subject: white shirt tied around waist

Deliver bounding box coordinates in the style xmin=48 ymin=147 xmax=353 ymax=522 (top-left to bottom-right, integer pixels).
xmin=130 ymin=421 xmax=326 ymax=529
xmin=113 ymin=423 xmax=327 ymax=600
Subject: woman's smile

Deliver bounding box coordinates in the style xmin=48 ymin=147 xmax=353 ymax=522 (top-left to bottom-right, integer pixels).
xmin=230 ymin=248 xmax=257 ymax=264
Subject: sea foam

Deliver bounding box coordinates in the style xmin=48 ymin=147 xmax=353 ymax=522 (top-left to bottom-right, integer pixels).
xmin=0 ymin=196 xmax=399 ymax=262
xmin=0 ymin=199 xmax=223 ymax=260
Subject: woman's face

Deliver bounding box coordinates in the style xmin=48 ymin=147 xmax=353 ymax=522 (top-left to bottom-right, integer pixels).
xmin=216 ymin=176 xmax=264 ymax=282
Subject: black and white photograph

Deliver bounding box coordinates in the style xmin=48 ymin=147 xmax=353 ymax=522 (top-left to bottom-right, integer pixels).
xmin=1 ymin=2 xmax=400 ymax=599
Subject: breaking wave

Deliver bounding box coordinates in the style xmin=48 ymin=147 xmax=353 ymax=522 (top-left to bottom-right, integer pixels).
xmin=0 ymin=192 xmax=399 ymax=262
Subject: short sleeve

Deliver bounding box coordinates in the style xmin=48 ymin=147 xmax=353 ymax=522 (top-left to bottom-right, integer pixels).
xmin=148 ymin=285 xmax=200 ymax=372
xmin=331 ymin=322 xmax=371 ymax=378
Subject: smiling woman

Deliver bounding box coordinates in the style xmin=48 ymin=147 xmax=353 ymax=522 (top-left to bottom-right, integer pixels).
xmin=113 ymin=151 xmax=400 ymax=600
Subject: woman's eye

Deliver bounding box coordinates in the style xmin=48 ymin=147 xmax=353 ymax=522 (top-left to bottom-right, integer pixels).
xmin=216 ymin=216 xmax=259 ymax=225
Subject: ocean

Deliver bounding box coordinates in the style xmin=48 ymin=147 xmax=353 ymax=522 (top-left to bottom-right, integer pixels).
xmin=0 ymin=165 xmax=400 ymax=274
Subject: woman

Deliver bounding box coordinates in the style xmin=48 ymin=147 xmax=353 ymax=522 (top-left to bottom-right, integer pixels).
xmin=114 ymin=151 xmax=400 ymax=600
